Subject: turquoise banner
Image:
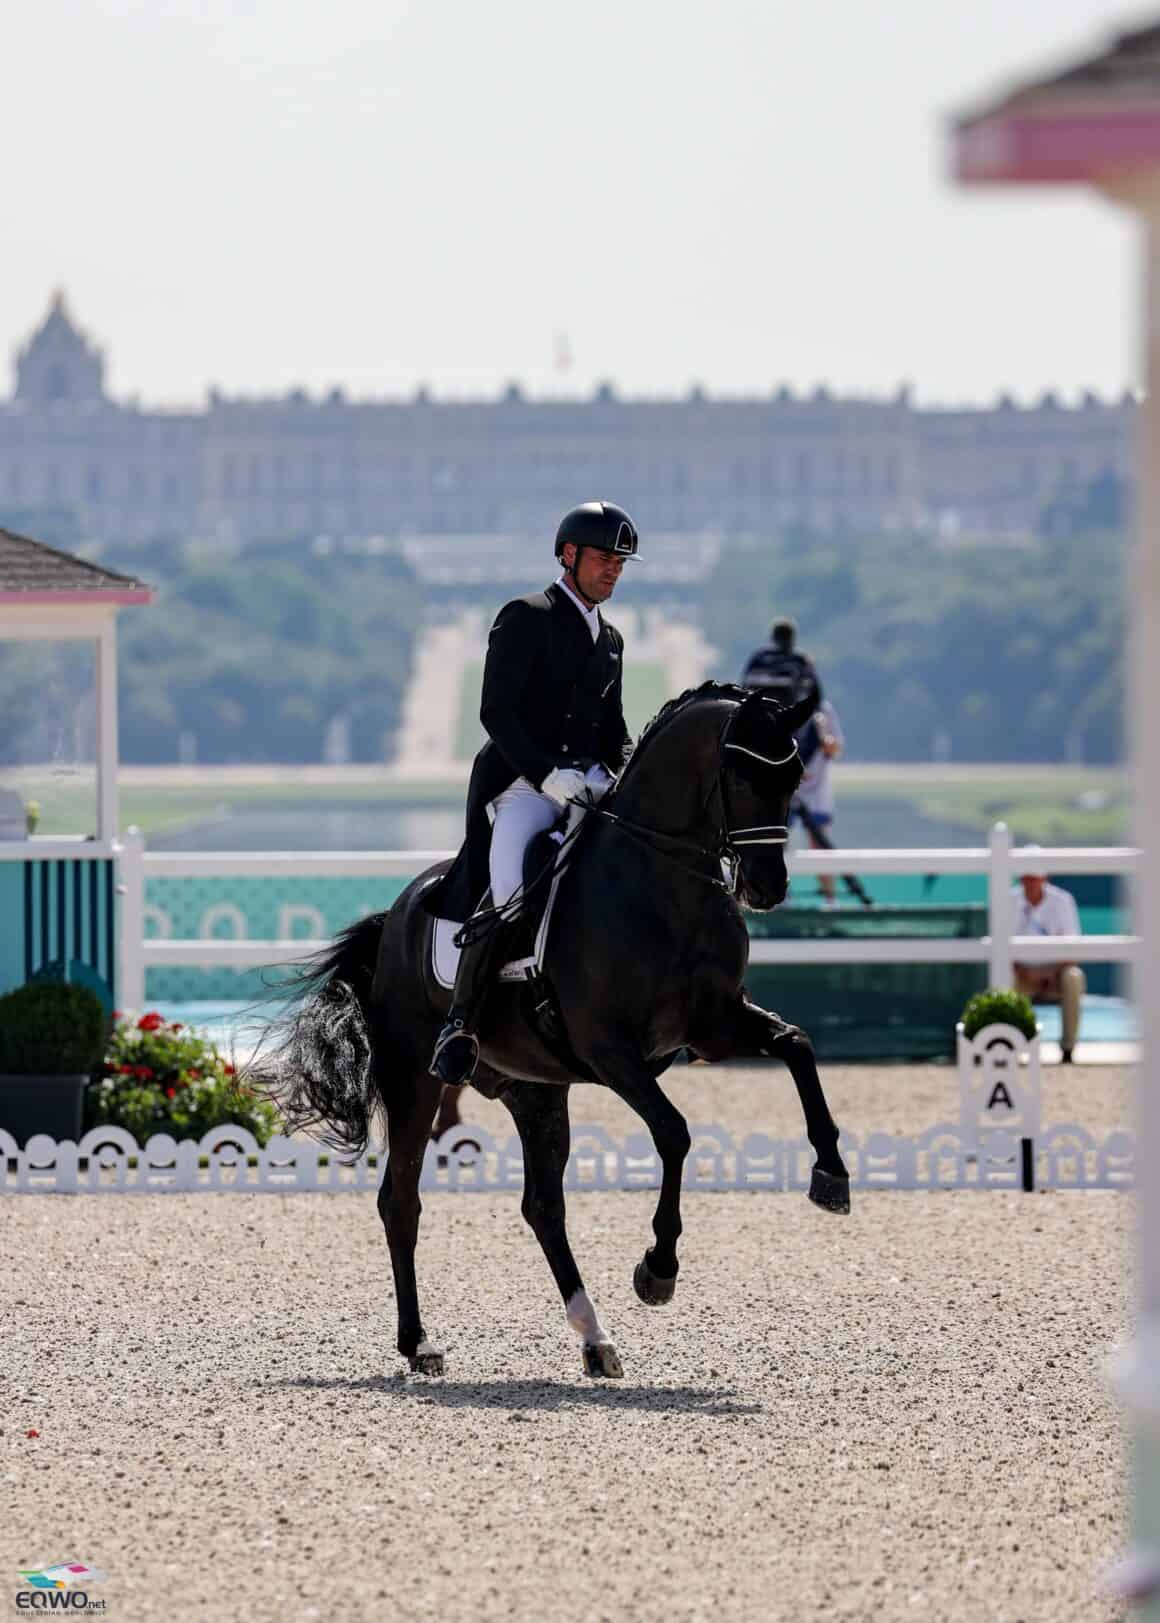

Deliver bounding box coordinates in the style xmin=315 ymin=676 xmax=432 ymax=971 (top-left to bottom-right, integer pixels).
xmin=140 ymin=873 xmax=1126 ymax=1006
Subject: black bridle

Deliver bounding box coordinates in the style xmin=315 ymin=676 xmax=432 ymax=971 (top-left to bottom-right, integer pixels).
xmin=585 ymin=709 xmax=797 ymax=892
xmin=457 ymin=700 xmax=799 ymax=942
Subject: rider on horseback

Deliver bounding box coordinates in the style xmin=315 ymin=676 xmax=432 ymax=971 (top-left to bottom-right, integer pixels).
xmin=425 ymin=501 xmax=639 ymax=1086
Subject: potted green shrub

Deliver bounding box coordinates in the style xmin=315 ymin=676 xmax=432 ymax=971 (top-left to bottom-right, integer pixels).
xmin=0 ymin=981 xmax=108 ymax=1148
xmin=960 ymin=988 xmax=1038 ymax=1042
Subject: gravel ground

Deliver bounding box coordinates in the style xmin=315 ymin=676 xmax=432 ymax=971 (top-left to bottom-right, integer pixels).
xmin=4 ymin=1062 xmax=1133 ymax=1623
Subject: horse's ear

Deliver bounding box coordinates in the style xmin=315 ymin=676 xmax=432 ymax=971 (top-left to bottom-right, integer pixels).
xmin=783 ymin=686 xmax=820 ymax=733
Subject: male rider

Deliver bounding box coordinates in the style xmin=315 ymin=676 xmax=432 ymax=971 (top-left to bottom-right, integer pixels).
xmin=425 ymin=501 xmax=639 ymax=1085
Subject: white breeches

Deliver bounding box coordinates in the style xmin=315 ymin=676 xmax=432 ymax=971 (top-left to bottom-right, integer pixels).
xmin=488 ymin=779 xmax=562 ymax=908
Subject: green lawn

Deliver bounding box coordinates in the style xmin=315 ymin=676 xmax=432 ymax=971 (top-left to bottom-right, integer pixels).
xmin=8 ymin=771 xmax=466 ymax=839
xmin=837 ymin=769 xmax=1128 ymax=844
xmin=7 ymin=759 xmax=1129 ymax=846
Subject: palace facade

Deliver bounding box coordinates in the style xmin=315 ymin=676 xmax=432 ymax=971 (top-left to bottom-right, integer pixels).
xmin=0 ymin=293 xmax=1133 ymax=555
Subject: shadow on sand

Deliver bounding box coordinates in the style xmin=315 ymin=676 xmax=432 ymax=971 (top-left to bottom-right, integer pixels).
xmin=274 ymin=1373 xmax=761 ymax=1417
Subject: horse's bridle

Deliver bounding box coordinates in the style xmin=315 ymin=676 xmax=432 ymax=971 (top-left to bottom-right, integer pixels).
xmin=585 ymin=707 xmax=797 ymax=890
xmin=719 ymin=738 xmax=795 ymax=846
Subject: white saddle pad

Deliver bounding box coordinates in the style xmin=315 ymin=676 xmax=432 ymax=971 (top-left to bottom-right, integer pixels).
xmin=428 ymin=858 xmax=569 ymax=992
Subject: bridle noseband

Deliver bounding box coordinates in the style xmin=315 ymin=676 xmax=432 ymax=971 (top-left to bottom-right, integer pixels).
xmin=720 ymin=738 xmax=794 ymax=847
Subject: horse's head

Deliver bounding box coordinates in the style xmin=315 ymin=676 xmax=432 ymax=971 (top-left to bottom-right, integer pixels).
xmin=720 ymin=690 xmax=810 ymax=910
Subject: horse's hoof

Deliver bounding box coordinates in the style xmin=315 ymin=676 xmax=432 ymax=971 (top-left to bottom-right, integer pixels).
xmin=583 ymin=1342 xmax=624 ymax=1379
xmin=634 ymin=1256 xmax=678 ymax=1306
xmin=809 ymin=1167 xmax=851 ymax=1215
xmin=408 ymin=1341 xmax=445 ymax=1376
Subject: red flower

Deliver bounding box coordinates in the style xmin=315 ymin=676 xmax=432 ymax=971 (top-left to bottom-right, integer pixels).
xmin=137 ymin=1012 xmax=164 ymax=1033
xmin=117 ymin=1063 xmax=135 ymax=1075
xmin=170 ymin=1022 xmax=183 ymax=1033
xmin=165 ymin=1087 xmax=177 ymax=1099
xmin=112 ymin=1010 xmax=121 ymax=1019
xmin=224 ymin=1063 xmax=236 ymax=1076
xmin=135 ymin=1065 xmax=153 ymax=1081
xmin=25 ymin=1429 xmax=39 ymax=1439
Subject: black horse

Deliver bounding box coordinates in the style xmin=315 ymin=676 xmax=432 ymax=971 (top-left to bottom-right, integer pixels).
xmin=274 ymin=682 xmax=850 ymax=1378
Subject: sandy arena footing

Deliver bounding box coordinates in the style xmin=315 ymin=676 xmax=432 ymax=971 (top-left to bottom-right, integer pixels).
xmin=4 ymin=1063 xmax=1133 ymax=1622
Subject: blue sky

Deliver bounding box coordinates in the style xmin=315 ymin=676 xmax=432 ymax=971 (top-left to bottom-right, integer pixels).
xmin=2 ymin=0 xmax=1149 ymax=405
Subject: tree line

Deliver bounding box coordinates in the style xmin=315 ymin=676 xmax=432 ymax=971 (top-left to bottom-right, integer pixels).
xmin=0 ymin=527 xmax=1124 ymax=765
xmin=703 ymin=527 xmax=1124 ymax=763
xmin=106 ymin=540 xmax=422 ymax=764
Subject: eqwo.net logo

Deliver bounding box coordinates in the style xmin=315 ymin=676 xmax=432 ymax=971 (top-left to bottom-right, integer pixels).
xmin=14 ymin=1564 xmax=108 ymax=1613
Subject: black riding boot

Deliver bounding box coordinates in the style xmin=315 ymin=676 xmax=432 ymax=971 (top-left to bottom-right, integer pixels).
xmin=429 ymin=924 xmax=508 ymax=1085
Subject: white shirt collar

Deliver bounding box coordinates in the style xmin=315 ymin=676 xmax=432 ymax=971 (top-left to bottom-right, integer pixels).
xmin=555 ymin=573 xmax=601 ymax=641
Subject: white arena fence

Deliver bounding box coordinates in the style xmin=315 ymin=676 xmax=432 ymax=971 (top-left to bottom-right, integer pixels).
xmin=0 ymin=1120 xmax=1135 ymax=1196
xmin=107 ymin=821 xmax=1139 ymax=1010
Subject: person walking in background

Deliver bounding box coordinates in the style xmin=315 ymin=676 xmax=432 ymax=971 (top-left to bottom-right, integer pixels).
xmin=1012 ymin=855 xmax=1086 ymax=1062
xmin=791 ymin=699 xmax=844 ymax=904
xmin=740 ymin=616 xmax=821 ymax=710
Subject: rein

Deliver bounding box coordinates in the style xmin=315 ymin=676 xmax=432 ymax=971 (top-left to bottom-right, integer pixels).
xmin=459 ymin=697 xmax=800 ymax=936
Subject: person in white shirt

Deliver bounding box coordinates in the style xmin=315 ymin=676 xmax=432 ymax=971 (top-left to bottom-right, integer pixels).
xmin=791 ymin=700 xmax=843 ymax=903
xmin=1011 ymin=858 xmax=1086 ymax=1062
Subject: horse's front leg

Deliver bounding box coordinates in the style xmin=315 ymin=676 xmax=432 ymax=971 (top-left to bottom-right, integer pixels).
xmin=589 ymin=1045 xmax=692 ymax=1306
xmin=499 ymin=1081 xmax=623 ymax=1378
xmin=699 ymin=998 xmax=851 ymax=1215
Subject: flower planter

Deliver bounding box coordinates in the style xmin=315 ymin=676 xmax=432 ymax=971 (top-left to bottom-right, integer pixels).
xmin=0 ymin=1074 xmax=89 ymax=1149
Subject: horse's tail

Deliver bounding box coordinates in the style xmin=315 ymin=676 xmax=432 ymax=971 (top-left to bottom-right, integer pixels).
xmin=257 ymin=912 xmax=385 ymax=1160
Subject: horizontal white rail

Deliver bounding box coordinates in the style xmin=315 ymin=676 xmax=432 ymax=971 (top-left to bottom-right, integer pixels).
xmin=749 ymin=935 xmax=1137 ymax=965
xmin=135 ymin=844 xmax=1144 ymax=880
xmin=110 ymin=823 xmax=1141 ymax=1009
xmin=137 ymin=933 xmax=1137 ymax=971
xmin=0 ymin=838 xmax=119 ymax=861
xmin=142 ymin=850 xmax=449 ymax=879
xmin=790 ymin=846 xmax=1140 ymax=877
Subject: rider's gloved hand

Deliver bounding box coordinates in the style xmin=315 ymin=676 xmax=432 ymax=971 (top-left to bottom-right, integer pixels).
xmin=540 ymin=766 xmax=587 ymax=807
xmin=583 ymin=763 xmax=616 ymax=803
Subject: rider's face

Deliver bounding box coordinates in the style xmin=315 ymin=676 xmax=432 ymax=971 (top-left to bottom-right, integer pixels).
xmin=564 ymin=544 xmax=625 ymax=604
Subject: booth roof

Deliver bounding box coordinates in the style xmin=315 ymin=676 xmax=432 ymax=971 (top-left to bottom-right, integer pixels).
xmin=0 ymin=527 xmax=152 ymax=604
xmin=955 ymin=21 xmax=1160 ymax=185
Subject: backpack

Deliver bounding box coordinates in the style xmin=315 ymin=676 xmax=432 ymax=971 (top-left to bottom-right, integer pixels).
xmin=740 ymin=645 xmax=819 ymax=709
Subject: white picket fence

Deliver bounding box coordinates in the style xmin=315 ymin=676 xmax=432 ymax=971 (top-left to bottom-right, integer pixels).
xmin=0 ymin=1120 xmax=1135 ymax=1196
xmin=112 ymin=821 xmax=1140 ymax=1009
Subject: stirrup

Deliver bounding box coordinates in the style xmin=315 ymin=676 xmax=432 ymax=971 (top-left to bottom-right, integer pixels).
xmin=429 ymin=1020 xmax=479 ymax=1086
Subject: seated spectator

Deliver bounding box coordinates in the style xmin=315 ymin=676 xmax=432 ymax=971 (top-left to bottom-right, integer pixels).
xmin=1012 ymin=855 xmax=1086 ymax=1063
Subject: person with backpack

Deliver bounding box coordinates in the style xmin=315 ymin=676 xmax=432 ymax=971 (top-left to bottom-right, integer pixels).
xmin=739 ymin=617 xmax=820 ymax=710
xmin=741 ymin=620 xmax=859 ymax=906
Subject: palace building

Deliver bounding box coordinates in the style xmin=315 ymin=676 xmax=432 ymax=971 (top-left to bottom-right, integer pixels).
xmin=0 ymin=293 xmax=1132 ymax=556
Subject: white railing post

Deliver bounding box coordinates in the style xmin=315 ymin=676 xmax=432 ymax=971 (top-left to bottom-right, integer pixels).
xmin=988 ymin=821 xmax=1013 ymax=989
xmin=116 ymin=825 xmax=146 ymax=1012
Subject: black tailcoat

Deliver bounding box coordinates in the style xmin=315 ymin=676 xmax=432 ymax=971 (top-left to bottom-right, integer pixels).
xmin=424 ymin=582 xmax=633 ymax=922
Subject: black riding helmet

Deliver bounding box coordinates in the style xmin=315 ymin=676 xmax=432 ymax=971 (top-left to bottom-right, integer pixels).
xmin=554 ymin=501 xmax=641 ymax=562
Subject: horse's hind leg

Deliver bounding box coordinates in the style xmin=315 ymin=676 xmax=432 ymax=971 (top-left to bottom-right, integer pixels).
xmin=500 ymin=1081 xmax=623 ymax=1379
xmin=377 ymin=1058 xmax=445 ymax=1373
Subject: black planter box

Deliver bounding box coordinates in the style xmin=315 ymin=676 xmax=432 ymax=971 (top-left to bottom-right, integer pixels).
xmin=0 ymin=1075 xmax=88 ymax=1149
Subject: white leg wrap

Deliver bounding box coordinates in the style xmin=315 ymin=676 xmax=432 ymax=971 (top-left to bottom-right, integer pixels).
xmin=565 ymin=1289 xmax=610 ymax=1345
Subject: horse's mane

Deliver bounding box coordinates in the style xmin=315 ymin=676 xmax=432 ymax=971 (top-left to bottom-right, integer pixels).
xmin=618 ymin=679 xmax=751 ymax=785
